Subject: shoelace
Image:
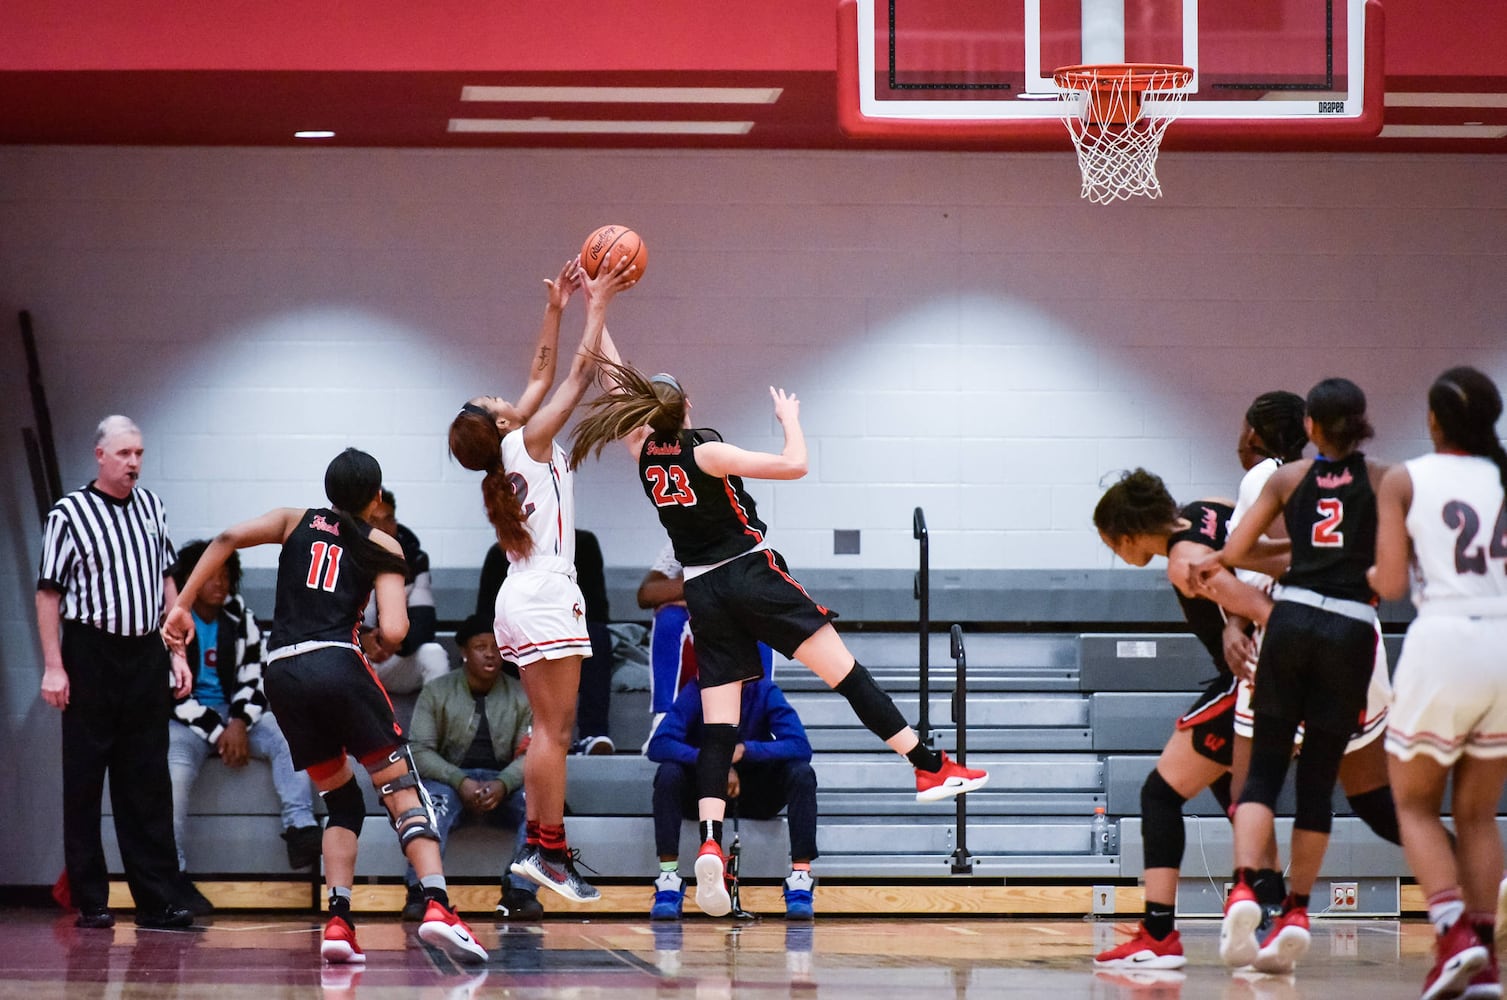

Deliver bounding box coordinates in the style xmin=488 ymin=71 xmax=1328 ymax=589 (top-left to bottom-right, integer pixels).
xmin=564 ymin=848 xmax=599 ymax=877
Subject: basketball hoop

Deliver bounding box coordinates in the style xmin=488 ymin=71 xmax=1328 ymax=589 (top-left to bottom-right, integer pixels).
xmin=1053 ymin=64 xmax=1193 ymax=204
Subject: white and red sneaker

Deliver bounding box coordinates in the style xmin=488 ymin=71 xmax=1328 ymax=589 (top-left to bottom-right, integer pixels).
xmin=915 ymin=753 xmax=989 ymax=803
xmin=1423 ymin=920 xmax=1490 ymax=1000
xmin=1251 ymin=906 xmax=1310 ymax=974
xmin=1093 ymin=923 xmax=1186 ymax=970
xmin=320 ymin=915 xmax=365 ymax=964
xmin=1219 ymin=881 xmax=1263 ymax=969
xmin=1463 ymin=923 xmax=1501 ymax=1000
xmin=694 ymin=839 xmax=732 ymax=917
xmin=417 ymin=900 xmax=489 ymax=964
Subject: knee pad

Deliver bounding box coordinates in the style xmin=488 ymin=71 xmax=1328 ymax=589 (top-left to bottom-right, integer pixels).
xmin=1140 ymin=769 xmax=1188 ymax=871
xmin=696 ymin=724 xmax=739 ymax=802
xmin=371 ymin=745 xmax=441 ymax=848
xmin=834 ymin=662 xmax=909 ymax=742
xmin=319 ymin=777 xmax=366 ymax=837
xmin=1347 ymin=785 xmax=1401 ymax=846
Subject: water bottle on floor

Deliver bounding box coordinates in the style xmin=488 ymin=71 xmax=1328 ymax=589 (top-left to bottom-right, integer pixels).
xmin=1091 ymin=806 xmax=1109 ymax=855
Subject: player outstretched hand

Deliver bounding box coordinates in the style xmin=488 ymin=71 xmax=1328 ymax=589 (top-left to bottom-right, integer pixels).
xmin=770 ymin=386 xmax=799 ymax=425
xmin=580 ymin=252 xmax=639 ymax=306
xmin=544 ymin=257 xmax=583 ymax=311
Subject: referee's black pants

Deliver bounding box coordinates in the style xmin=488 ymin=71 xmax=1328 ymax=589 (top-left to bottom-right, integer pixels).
xmin=61 ymin=623 xmax=182 ymax=914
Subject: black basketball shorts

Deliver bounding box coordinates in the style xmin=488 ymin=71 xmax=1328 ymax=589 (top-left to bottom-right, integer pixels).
xmin=682 ymin=547 xmax=838 ymax=689
xmin=264 ymin=644 xmax=406 ymax=772
xmin=1175 ymin=672 xmax=1239 ymax=766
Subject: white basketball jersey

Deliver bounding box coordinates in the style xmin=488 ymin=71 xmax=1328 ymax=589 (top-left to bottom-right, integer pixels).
xmin=1231 ymin=458 xmax=1279 ymax=590
xmin=1404 ymin=452 xmax=1507 ymax=605
xmin=499 ymin=427 xmax=576 ymax=574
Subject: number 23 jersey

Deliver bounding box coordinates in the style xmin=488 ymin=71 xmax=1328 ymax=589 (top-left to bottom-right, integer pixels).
xmin=638 ymin=428 xmax=767 ymax=567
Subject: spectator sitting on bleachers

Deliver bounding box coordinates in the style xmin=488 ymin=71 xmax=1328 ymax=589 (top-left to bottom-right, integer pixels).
xmin=403 ymin=613 xmax=541 ymax=922
xmin=636 ymin=541 xmax=773 ymax=751
xmin=361 ymin=489 xmax=450 ymax=694
xmin=167 ymin=540 xmax=320 ymax=914
xmin=646 ymin=677 xmax=817 ymax=921
xmin=479 ymin=528 xmax=616 ymax=755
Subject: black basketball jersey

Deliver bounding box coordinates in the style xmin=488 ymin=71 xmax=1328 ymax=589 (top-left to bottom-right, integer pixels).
xmin=1281 ymin=452 xmax=1377 ymax=603
xmin=1170 ymin=500 xmax=1234 ymax=676
xmin=269 ymin=508 xmax=377 ymax=651
xmin=638 ymin=428 xmax=767 ymax=566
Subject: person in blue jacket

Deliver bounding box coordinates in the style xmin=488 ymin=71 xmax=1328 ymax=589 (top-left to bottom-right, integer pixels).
xmin=646 ymin=678 xmax=817 ymax=920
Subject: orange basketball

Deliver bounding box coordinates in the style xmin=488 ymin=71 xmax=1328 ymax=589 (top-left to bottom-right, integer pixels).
xmin=580 ymin=224 xmax=647 ymax=282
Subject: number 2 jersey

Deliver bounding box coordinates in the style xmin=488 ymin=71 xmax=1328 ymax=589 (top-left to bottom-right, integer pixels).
xmin=638 ymin=428 xmax=767 ymax=567
xmin=1404 ymin=452 xmax=1507 ymax=607
xmin=500 ymin=426 xmax=576 ymax=574
xmin=1281 ymin=451 xmax=1377 ymax=603
xmin=269 ymin=507 xmax=378 ymax=651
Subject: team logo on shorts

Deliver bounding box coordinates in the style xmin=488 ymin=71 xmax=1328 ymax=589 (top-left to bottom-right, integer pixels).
xmin=572 ymin=602 xmax=583 ymax=621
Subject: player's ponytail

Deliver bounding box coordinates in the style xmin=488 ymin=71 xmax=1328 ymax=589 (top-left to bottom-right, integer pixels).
xmin=1093 ymin=468 xmax=1179 ymax=543
xmin=449 ymin=408 xmax=534 ymax=560
xmin=323 ymin=448 xmax=410 ymax=578
xmin=1305 ymin=377 xmax=1373 ymax=455
xmin=1429 ymin=366 xmax=1507 ymax=494
xmin=568 ymin=355 xmax=687 ymax=467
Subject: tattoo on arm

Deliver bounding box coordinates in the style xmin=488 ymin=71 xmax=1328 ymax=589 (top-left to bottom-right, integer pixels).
xmin=534 ymin=347 xmax=551 ymax=372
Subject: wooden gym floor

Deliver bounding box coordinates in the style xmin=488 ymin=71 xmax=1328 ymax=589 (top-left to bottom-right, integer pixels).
xmin=0 ymin=906 xmax=1455 ymax=999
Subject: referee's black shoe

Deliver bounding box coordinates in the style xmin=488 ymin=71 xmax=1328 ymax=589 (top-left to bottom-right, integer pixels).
xmin=135 ymin=905 xmax=193 ymax=929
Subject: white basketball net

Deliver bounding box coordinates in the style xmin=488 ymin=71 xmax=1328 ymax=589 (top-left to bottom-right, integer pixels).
xmin=1056 ymin=66 xmax=1190 ymax=204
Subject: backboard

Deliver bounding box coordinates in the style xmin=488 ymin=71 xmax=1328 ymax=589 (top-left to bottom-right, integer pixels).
xmin=837 ymin=0 xmax=1384 ymax=148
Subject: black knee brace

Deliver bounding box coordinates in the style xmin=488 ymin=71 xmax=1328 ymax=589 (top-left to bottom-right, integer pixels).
xmin=696 ymin=723 xmax=739 ymax=803
xmin=1140 ymin=769 xmax=1188 ymax=871
xmin=834 ymin=662 xmax=909 ymax=742
xmin=1346 ymin=785 xmax=1401 ymax=845
xmin=320 ymin=776 xmax=366 ymax=837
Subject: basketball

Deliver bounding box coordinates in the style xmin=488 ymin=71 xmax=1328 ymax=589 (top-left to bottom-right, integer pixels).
xmin=580 ymin=225 xmax=647 ymax=282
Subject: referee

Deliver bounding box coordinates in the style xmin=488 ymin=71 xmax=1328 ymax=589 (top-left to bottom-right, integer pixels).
xmin=35 ymin=415 xmax=193 ymax=929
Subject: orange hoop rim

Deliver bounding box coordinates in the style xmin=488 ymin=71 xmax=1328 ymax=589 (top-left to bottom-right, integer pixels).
xmin=1052 ymin=63 xmax=1194 ymax=92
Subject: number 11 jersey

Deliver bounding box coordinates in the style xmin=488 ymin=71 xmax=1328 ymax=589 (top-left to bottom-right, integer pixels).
xmin=270 ymin=507 xmax=377 ymax=650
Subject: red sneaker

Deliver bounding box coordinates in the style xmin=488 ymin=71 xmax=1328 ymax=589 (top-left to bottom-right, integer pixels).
xmin=693 ymin=839 xmax=732 ymax=917
xmin=1251 ymin=906 xmax=1310 ymax=974
xmin=1093 ymin=924 xmax=1186 ymax=970
xmin=1219 ymin=881 xmax=1262 ymax=969
xmin=915 ymin=753 xmax=989 ymax=803
xmin=1463 ymin=922 xmax=1500 ymax=1000
xmin=417 ymin=900 xmax=488 ymax=964
xmin=320 ymin=915 xmax=365 ymax=964
xmin=1424 ymin=920 xmax=1489 ymax=1000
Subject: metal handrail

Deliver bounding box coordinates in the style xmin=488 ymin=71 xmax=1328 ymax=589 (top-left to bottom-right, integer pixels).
xmin=912 ymin=507 xmax=930 ymax=745
xmin=949 ymin=624 xmax=973 ymax=874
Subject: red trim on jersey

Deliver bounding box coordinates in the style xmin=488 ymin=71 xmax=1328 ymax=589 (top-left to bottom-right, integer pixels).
xmin=763 ymin=551 xmax=830 ymax=616
xmin=723 ymin=478 xmax=764 ymax=546
xmin=353 ymin=623 xmax=402 ymax=736
xmin=498 ymin=634 xmax=593 ymax=657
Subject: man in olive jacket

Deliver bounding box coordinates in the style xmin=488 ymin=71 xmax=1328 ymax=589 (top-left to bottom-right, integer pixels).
xmin=403 ymin=613 xmax=541 ymax=920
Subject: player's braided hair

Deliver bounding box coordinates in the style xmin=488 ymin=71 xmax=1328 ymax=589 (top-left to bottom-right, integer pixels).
xmin=448 ymin=409 xmax=533 ymax=560
xmin=1429 ymin=366 xmax=1507 ymax=493
xmin=1305 ymin=377 xmax=1373 ymax=455
xmin=1245 ymin=391 xmax=1307 ymax=463
xmin=568 ymin=353 xmax=687 ymax=468
xmin=1093 ymin=468 xmax=1179 ymax=542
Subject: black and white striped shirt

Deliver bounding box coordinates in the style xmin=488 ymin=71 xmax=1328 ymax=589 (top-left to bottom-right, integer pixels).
xmin=37 ymin=484 xmax=176 ymax=637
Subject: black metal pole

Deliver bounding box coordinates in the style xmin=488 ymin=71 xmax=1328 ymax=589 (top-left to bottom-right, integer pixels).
xmin=19 ymin=310 xmax=64 ymax=503
xmin=913 ymin=507 xmax=930 ymax=746
xmin=949 ymin=624 xmax=973 ymax=874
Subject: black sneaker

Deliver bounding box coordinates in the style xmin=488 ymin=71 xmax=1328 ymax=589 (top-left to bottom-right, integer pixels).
xmin=75 ymin=910 xmax=114 ymax=929
xmin=282 ymin=824 xmax=322 ymax=870
xmin=400 ymin=883 xmax=426 ymax=922
xmin=496 ymin=885 xmax=544 ymax=921
xmin=135 ymin=905 xmax=193 ymax=929
xmin=179 ymin=879 xmax=215 ymax=916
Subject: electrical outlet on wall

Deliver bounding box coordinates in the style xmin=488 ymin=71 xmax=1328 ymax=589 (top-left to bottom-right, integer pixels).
xmin=1331 ymin=881 xmax=1358 ymax=911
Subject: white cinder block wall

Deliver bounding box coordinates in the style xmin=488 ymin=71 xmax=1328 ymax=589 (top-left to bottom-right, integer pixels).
xmin=1 ymin=146 xmax=1504 ymax=884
